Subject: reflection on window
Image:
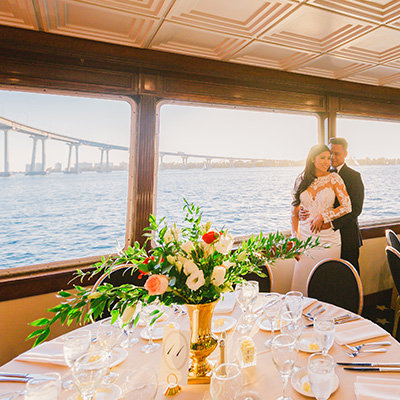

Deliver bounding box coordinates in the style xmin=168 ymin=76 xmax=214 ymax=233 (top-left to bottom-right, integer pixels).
xmin=337 ymin=116 xmax=400 ymax=224
xmin=0 ymin=90 xmax=131 ymax=269
xmin=157 ymin=104 xmax=318 ymax=236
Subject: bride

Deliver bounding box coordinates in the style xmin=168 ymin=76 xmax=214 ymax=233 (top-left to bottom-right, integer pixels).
xmin=290 ymin=144 xmax=352 ymax=293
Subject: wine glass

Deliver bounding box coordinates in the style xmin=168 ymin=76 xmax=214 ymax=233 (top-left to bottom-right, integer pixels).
xmin=235 ymin=282 xmax=258 ymax=333
xmin=307 ymin=353 xmax=335 ymax=400
xmin=271 ymin=334 xmax=298 ymax=400
xmin=210 ymin=363 xmax=243 ymax=400
xmin=313 ymin=317 xmax=335 ymax=355
xmin=140 ymin=303 xmax=162 ymax=353
xmin=24 ymin=373 xmax=61 ymax=400
xmin=262 ymin=292 xmax=283 ymax=348
xmin=246 ymin=280 xmax=259 ymax=322
xmin=118 ymin=303 xmax=141 ymax=348
xmin=63 ymin=329 xmax=92 ymax=389
xmin=280 ymin=311 xmax=302 ymax=343
xmin=284 ymin=291 xmax=303 ymax=319
xmin=70 ymin=351 xmax=109 ymax=400
xmin=97 ymin=317 xmax=123 ymax=383
xmin=122 ymin=366 xmax=158 ymax=400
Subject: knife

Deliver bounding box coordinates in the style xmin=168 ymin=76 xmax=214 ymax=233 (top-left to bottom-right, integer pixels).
xmin=343 ymin=367 xmax=400 ymax=372
xmin=0 ymin=372 xmax=50 ymax=380
xmin=337 ymin=362 xmax=400 ymax=367
xmin=0 ymin=376 xmax=30 ymax=382
xmin=304 ymin=316 xmax=361 ymax=328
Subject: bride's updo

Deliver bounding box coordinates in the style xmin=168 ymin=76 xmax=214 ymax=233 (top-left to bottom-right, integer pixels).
xmin=292 ymin=144 xmax=331 ymax=206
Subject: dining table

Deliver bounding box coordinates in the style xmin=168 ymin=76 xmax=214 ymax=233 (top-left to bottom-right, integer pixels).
xmin=1 ymin=295 xmax=399 ymax=400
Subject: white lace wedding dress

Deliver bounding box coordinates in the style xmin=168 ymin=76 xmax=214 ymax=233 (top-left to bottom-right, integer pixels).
xmin=290 ymin=173 xmax=352 ymax=294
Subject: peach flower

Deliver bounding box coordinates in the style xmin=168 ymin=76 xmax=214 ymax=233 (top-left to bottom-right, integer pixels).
xmin=144 ymin=274 xmax=169 ymax=295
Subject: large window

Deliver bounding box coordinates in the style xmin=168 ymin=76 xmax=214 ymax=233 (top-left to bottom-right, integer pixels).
xmin=337 ymin=116 xmax=400 ymax=224
xmin=0 ymin=90 xmax=132 ymax=269
xmin=157 ymin=103 xmax=318 ymax=236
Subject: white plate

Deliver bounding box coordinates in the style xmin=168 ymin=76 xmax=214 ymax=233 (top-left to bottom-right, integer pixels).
xmin=297 ymin=333 xmax=321 ymax=353
xmin=140 ymin=322 xmax=180 ymax=340
xmin=256 ymin=316 xmax=280 ymax=332
xmin=212 ymin=316 xmax=237 ymax=333
xmin=67 ymin=384 xmax=121 ymax=400
xmin=137 ymin=305 xmax=173 ymax=326
xmin=110 ymin=347 xmax=128 ymax=367
xmin=291 ymin=367 xmax=339 ymax=398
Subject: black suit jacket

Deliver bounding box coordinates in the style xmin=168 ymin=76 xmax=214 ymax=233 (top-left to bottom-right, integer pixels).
xmin=332 ymin=164 xmax=364 ymax=251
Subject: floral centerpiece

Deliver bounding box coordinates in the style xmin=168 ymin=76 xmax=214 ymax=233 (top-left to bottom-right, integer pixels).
xmin=28 ymin=200 xmax=319 ymax=380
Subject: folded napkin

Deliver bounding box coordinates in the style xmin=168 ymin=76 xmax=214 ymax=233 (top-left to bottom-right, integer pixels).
xmin=335 ymin=319 xmax=389 ymax=345
xmin=215 ymin=292 xmax=236 ymax=314
xmin=355 ymin=376 xmax=400 ymax=400
xmin=15 ymin=341 xmax=67 ymax=366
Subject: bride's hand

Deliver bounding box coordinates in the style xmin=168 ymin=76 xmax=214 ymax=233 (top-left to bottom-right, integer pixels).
xmin=310 ymin=215 xmax=324 ymax=233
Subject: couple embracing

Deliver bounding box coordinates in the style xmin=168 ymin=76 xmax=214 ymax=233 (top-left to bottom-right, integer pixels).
xmin=290 ymin=137 xmax=364 ymax=294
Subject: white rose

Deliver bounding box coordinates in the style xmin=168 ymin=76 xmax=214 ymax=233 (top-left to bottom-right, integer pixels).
xmin=186 ymin=269 xmax=205 ymax=291
xmin=211 ymin=266 xmax=226 ymax=286
xmin=180 ymin=240 xmax=193 ymax=255
xmin=183 ymin=259 xmax=197 ymax=275
xmin=222 ymin=260 xmax=235 ymax=270
xmin=175 ymin=261 xmax=183 ymax=272
xmin=214 ymin=233 xmax=234 ymax=255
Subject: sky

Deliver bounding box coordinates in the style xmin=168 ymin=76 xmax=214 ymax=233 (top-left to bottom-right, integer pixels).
xmin=0 ymin=90 xmax=399 ymax=172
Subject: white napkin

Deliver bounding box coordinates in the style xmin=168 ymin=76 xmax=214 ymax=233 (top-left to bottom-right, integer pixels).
xmin=15 ymin=341 xmax=67 ymax=366
xmin=355 ymin=376 xmax=400 ymax=400
xmin=335 ymin=319 xmax=389 ymax=345
xmin=215 ymin=292 xmax=236 ymax=314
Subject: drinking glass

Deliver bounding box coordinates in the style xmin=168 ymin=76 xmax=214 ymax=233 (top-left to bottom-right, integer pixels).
xmin=122 ymin=366 xmax=158 ymax=400
xmin=246 ymin=280 xmax=259 ymax=322
xmin=307 ymin=353 xmax=335 ymax=400
xmin=235 ymin=282 xmax=258 ymax=333
xmin=25 ymin=373 xmax=61 ymax=400
xmin=271 ymin=334 xmax=298 ymax=400
xmin=234 ymin=391 xmax=263 ymax=400
xmin=313 ymin=317 xmax=335 ymax=355
xmin=118 ymin=303 xmax=141 ymax=348
xmin=140 ymin=303 xmax=162 ymax=353
xmin=280 ymin=311 xmax=302 ymax=343
xmin=63 ymin=329 xmax=92 ymax=389
xmin=210 ymin=363 xmax=243 ymax=400
xmin=70 ymin=351 xmax=109 ymax=400
xmin=262 ymin=292 xmax=283 ymax=348
xmin=97 ymin=317 xmax=123 ymax=382
xmin=284 ymin=291 xmax=303 ymax=319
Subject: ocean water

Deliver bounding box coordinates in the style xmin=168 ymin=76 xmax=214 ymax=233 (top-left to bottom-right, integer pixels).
xmin=1 ymin=165 xmax=399 ymax=269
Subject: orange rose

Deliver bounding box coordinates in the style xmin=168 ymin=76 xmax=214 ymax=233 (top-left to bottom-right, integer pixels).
xmin=144 ymin=274 xmax=169 ymax=295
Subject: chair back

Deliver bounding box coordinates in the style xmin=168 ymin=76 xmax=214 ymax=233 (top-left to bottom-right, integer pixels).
xmin=306 ymin=258 xmax=363 ymax=314
xmin=386 ymin=246 xmax=400 ymax=295
xmin=386 ymin=229 xmax=400 ymax=253
xmin=243 ymin=263 xmax=274 ymax=293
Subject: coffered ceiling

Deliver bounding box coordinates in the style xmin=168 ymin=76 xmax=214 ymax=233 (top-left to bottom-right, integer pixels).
xmin=2 ymin=0 xmax=400 ymax=88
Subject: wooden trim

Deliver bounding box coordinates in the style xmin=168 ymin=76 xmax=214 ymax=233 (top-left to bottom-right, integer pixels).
xmin=361 ymin=222 xmax=400 ymax=240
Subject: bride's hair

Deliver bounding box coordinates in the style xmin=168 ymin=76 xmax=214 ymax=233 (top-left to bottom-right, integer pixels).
xmin=292 ymin=144 xmax=331 ymax=206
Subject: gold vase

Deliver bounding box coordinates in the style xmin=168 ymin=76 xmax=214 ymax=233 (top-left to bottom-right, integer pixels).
xmin=186 ymin=300 xmax=219 ymax=384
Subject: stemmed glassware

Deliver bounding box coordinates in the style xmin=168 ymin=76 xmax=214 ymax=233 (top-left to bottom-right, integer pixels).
xmin=313 ymin=317 xmax=335 ymax=355
xmin=140 ymin=303 xmax=162 ymax=353
xmin=246 ymin=280 xmax=259 ymax=321
xmin=24 ymin=373 xmax=61 ymax=400
xmin=97 ymin=317 xmax=123 ymax=383
xmin=210 ymin=363 xmax=243 ymax=400
xmin=280 ymin=311 xmax=302 ymax=344
xmin=235 ymin=282 xmax=259 ymax=333
xmin=271 ymin=334 xmax=298 ymax=400
xmin=70 ymin=350 xmax=109 ymax=400
xmin=307 ymin=353 xmax=335 ymax=400
xmin=262 ymin=292 xmax=283 ymax=348
xmin=63 ymin=329 xmax=92 ymax=389
xmin=284 ymin=291 xmax=303 ymax=319
xmin=122 ymin=366 xmax=158 ymax=400
xmin=118 ymin=303 xmax=141 ymax=348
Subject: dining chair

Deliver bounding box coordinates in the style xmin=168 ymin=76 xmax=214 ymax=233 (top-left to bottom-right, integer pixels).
xmin=385 ymin=246 xmax=400 ymax=337
xmin=386 ymin=229 xmax=400 ymax=253
xmin=306 ymin=258 xmax=363 ymax=315
xmin=243 ymin=263 xmax=274 ymax=293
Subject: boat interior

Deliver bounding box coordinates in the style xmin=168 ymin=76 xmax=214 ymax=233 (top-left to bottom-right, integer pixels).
xmin=1 ymin=0 xmax=400 ymax=365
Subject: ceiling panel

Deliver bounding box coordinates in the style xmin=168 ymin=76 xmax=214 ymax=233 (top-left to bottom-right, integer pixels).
xmin=0 ymin=0 xmax=39 ymax=30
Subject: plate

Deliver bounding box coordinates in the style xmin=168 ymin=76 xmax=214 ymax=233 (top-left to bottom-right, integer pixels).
xmin=67 ymin=384 xmax=121 ymax=400
xmin=297 ymin=333 xmax=321 ymax=353
xmin=137 ymin=305 xmax=173 ymax=326
xmin=256 ymin=316 xmax=280 ymax=332
xmin=212 ymin=316 xmax=237 ymax=333
xmin=110 ymin=347 xmax=128 ymax=367
xmin=291 ymin=367 xmax=339 ymax=398
xmin=140 ymin=322 xmax=180 ymax=340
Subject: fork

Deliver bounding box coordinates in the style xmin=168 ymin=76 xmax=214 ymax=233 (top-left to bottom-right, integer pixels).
xmin=303 ymin=303 xmax=322 ymax=318
xmin=345 ymin=341 xmax=392 ymax=352
xmin=344 ymin=348 xmax=388 ymax=358
xmin=305 ymin=307 xmax=325 ymax=321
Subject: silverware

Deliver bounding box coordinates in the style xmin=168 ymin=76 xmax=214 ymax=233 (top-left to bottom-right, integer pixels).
xmin=337 ymin=362 xmax=400 ymax=367
xmin=344 ymin=348 xmax=387 ymax=358
xmin=345 ymin=341 xmax=392 ymax=353
xmin=344 ymin=367 xmax=400 ymax=372
xmin=304 ymin=315 xmax=360 ymax=329
xmin=303 ymin=303 xmax=322 ymax=318
xmin=0 ymin=376 xmax=30 ymax=383
xmin=305 ymin=307 xmax=325 ymax=321
xmin=0 ymin=372 xmax=50 ymax=380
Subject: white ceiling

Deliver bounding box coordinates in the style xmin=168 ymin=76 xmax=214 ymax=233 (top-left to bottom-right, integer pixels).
xmin=3 ymin=0 xmax=400 ymax=88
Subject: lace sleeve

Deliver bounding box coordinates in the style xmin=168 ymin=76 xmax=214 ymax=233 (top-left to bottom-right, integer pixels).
xmin=321 ymin=173 xmax=352 ymax=223
xmin=292 ymin=174 xmax=303 ymax=203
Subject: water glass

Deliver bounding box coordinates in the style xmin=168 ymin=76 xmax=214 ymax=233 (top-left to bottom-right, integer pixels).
xmin=210 ymin=363 xmax=243 ymax=400
xmin=280 ymin=311 xmax=302 ymax=343
xmin=118 ymin=304 xmax=141 ymax=348
xmin=246 ymin=280 xmax=259 ymax=321
xmin=284 ymin=291 xmax=303 ymax=319
xmin=307 ymin=353 xmax=335 ymax=400
xmin=313 ymin=317 xmax=335 ymax=355
xmin=262 ymin=292 xmax=283 ymax=348
xmin=271 ymin=334 xmax=298 ymax=400
xmin=235 ymin=282 xmax=258 ymax=333
xmin=122 ymin=366 xmax=158 ymax=400
xmin=25 ymin=373 xmax=61 ymax=400
xmin=140 ymin=303 xmax=162 ymax=353
xmin=234 ymin=391 xmax=263 ymax=400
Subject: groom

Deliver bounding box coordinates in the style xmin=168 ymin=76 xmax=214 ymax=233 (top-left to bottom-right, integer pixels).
xmin=301 ymin=137 xmax=365 ymax=273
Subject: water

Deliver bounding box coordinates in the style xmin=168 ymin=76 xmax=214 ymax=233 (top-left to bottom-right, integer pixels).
xmin=1 ymin=165 xmax=400 ymax=269
xmin=307 ymin=359 xmax=335 ymax=399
